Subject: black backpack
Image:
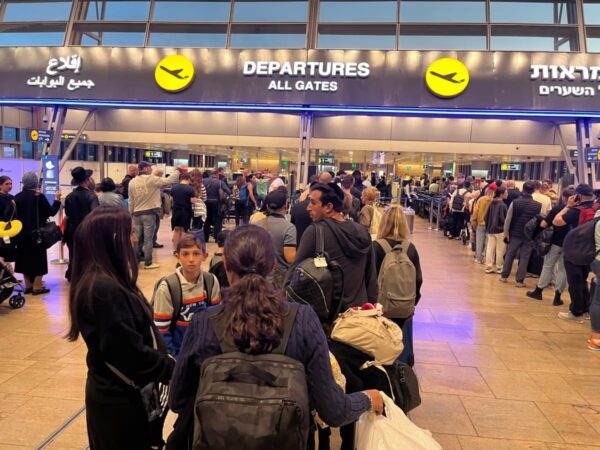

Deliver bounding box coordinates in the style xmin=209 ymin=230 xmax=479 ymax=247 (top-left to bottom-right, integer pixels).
xmin=152 ymin=272 xmax=214 ymax=333
xmin=451 ymin=190 xmax=466 ymax=211
xmin=563 ymin=217 xmax=600 ymax=266
xmin=194 ymin=304 xmax=309 ymax=450
xmin=209 ymin=254 xmax=229 ymax=289
xmin=285 ymin=222 xmax=344 ymax=324
xmin=533 ymin=226 xmax=554 ymax=257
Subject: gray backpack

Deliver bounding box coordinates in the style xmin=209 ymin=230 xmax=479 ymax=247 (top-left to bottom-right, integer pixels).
xmin=193 ymin=303 xmax=309 ymax=450
xmin=376 ymin=239 xmax=417 ymax=319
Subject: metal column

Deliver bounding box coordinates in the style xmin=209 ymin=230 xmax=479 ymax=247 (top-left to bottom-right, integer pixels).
xmin=59 ymin=110 xmax=95 ymax=171
xmin=575 ymin=118 xmax=592 ymax=186
xmin=302 ymin=113 xmax=313 ymax=188
xmin=295 ymin=113 xmax=305 ymax=192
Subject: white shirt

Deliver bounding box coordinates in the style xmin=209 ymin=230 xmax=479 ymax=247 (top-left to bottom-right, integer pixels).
xmin=268 ymin=177 xmax=285 ymax=193
xmin=532 ymin=192 xmax=552 ymax=216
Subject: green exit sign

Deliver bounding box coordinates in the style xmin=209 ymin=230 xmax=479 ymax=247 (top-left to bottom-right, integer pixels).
xmin=351 ymin=163 xmax=357 ymax=169
xmin=282 ymin=160 xmax=289 ymax=166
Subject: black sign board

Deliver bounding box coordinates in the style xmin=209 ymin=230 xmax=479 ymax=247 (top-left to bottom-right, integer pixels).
xmin=501 ymin=163 xmax=521 ymax=171
xmin=61 ymin=133 xmax=88 ymax=141
xmin=585 ymin=147 xmax=600 ymax=163
xmin=319 ymin=156 xmax=335 ymax=165
xmin=27 ymin=129 xmax=53 ymax=143
xmin=145 ymin=150 xmax=163 ymax=158
xmin=5 ymin=47 xmax=600 ymax=115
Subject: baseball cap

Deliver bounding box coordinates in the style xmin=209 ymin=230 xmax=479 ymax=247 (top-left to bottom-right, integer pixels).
xmin=575 ymin=184 xmax=594 ymax=196
xmin=265 ymin=190 xmax=288 ymax=211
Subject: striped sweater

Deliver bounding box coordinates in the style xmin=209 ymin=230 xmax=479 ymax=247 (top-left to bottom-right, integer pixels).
xmin=152 ymin=267 xmax=221 ymax=356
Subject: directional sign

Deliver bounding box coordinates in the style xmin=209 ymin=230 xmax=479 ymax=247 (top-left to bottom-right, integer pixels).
xmin=501 ymin=163 xmax=521 ymax=171
xmin=41 ymin=154 xmax=59 ymax=204
xmin=585 ymin=147 xmax=600 ymax=163
xmin=61 ymin=133 xmax=88 ymax=141
xmin=145 ymin=150 xmax=163 ymax=158
xmin=28 ymin=129 xmax=53 ymax=143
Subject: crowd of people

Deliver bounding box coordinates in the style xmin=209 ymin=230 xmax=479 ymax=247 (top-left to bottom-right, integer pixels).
xmin=424 ymin=173 xmax=600 ymax=352
xmin=3 ymin=160 xmax=599 ymax=449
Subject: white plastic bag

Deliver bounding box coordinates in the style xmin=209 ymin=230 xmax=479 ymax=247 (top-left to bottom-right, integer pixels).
xmin=356 ymin=393 xmax=442 ymax=450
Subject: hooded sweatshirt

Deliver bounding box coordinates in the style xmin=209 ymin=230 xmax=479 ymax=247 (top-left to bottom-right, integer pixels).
xmin=294 ymin=217 xmax=378 ymax=309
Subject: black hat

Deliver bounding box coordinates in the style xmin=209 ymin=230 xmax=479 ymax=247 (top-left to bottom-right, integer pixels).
xmin=138 ymin=161 xmax=153 ymax=171
xmin=575 ymin=184 xmax=594 ymax=197
xmin=71 ymin=166 xmax=93 ymax=185
xmin=265 ymin=190 xmax=288 ymax=211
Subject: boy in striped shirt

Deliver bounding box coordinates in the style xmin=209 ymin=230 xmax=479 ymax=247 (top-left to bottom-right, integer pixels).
xmin=152 ymin=233 xmax=221 ymax=356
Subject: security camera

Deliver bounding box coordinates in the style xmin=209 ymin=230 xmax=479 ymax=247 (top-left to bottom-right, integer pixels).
xmin=42 ymin=114 xmax=48 ymax=123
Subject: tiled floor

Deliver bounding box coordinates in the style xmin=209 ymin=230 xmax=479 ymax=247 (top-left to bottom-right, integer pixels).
xmin=1 ymin=217 xmax=599 ymax=449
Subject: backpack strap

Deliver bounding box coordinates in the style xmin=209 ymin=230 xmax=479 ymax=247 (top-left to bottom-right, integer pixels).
xmin=202 ymin=271 xmax=214 ymax=306
xmin=315 ymin=222 xmax=325 ymax=256
xmin=376 ymin=239 xmax=393 ymax=254
xmin=162 ymin=274 xmax=182 ymax=334
xmin=272 ymin=303 xmax=299 ymax=355
xmin=398 ymin=240 xmax=411 ymax=253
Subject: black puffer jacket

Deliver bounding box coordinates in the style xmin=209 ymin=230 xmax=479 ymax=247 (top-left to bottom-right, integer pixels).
xmin=508 ymin=194 xmax=541 ymax=238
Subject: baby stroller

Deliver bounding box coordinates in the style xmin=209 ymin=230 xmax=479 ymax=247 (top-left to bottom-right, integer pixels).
xmin=459 ymin=220 xmax=471 ymax=246
xmin=0 ymin=262 xmax=25 ymax=309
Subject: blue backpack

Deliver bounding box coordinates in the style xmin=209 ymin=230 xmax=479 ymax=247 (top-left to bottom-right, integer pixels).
xmin=239 ymin=185 xmax=249 ymax=204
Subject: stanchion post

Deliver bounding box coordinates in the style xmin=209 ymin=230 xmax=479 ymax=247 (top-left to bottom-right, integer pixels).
xmin=51 ymin=207 xmax=69 ymax=265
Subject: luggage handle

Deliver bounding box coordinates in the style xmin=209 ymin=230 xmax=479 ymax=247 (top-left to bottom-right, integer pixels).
xmin=216 ymin=363 xmax=287 ymax=388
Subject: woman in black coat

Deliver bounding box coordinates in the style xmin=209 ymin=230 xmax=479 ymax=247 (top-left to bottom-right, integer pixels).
xmin=0 ymin=176 xmax=17 ymax=262
xmin=67 ymin=206 xmax=174 ymax=450
xmin=14 ymin=172 xmax=61 ymax=295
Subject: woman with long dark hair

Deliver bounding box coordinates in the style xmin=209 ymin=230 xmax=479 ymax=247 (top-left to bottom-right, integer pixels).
xmin=67 ymin=206 xmax=174 ymax=450
xmin=169 ymin=225 xmax=383 ymax=445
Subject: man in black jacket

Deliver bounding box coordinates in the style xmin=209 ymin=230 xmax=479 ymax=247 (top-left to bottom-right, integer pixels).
xmin=504 ymin=180 xmax=521 ymax=208
xmin=202 ymin=170 xmax=231 ymax=243
xmin=64 ymin=166 xmax=99 ymax=281
xmin=500 ymin=181 xmax=541 ymax=287
xmin=293 ymin=183 xmax=378 ymax=310
xmin=119 ymin=164 xmax=137 ymax=200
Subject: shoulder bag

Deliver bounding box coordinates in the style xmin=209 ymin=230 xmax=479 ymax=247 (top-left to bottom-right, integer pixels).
xmin=31 ymin=194 xmax=62 ymax=250
xmin=105 ymin=326 xmax=169 ymax=423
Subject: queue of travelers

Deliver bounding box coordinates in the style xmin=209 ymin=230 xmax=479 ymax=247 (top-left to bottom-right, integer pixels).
xmin=432 ymin=174 xmax=600 ymax=352
xmin=35 ymin=162 xmax=429 ymax=449
xmin=6 ymin=158 xmax=600 ymax=449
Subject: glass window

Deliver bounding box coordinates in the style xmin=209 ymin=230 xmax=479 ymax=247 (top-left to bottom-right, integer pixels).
xmin=584 ymin=1 xmax=600 ymax=25
xmin=319 ymin=1 xmax=396 ymax=23
xmin=3 ymin=1 xmax=72 ymax=22
xmin=0 ymin=23 xmax=65 ymax=46
xmin=490 ymin=1 xmax=577 ymax=24
xmin=80 ymin=31 xmax=146 ymax=46
xmin=400 ymin=34 xmax=486 ymax=50
xmin=491 ymin=26 xmax=577 ymax=50
xmin=153 ymin=1 xmax=230 ymax=22
xmin=84 ymin=0 xmax=150 ymax=21
xmin=234 ymin=1 xmax=308 ymax=22
xmin=318 ymin=25 xmax=396 ymax=49
xmin=149 ymin=31 xmax=226 ymax=47
xmin=400 ymin=1 xmax=485 ymax=23
xmin=230 ymin=31 xmax=306 ymax=48
xmin=20 ymin=129 xmax=33 ymax=159
xmin=2 ymin=127 xmax=17 ymax=141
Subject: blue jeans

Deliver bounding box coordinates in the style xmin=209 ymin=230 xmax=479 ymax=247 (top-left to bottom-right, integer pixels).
xmin=537 ymin=244 xmax=567 ymax=293
xmin=134 ymin=213 xmax=156 ymax=267
xmin=590 ymin=260 xmax=600 ymax=333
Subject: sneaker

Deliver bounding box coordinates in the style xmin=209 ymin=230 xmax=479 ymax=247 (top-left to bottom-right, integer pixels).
xmin=144 ymin=263 xmax=161 ymax=270
xmin=558 ymin=311 xmax=584 ymax=324
xmin=588 ymin=337 xmax=600 ymax=351
xmin=499 ymin=277 xmax=508 ymax=283
xmin=153 ymin=243 xmax=164 ymax=249
xmin=485 ymin=268 xmax=494 ymax=274
xmin=583 ymin=313 xmax=591 ymax=321
xmin=515 ymin=282 xmax=527 ymax=288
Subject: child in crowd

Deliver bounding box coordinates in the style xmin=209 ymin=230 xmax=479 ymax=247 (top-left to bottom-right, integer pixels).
xmin=209 ymin=230 xmax=230 ymax=289
xmin=152 ymin=233 xmax=221 ymax=356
